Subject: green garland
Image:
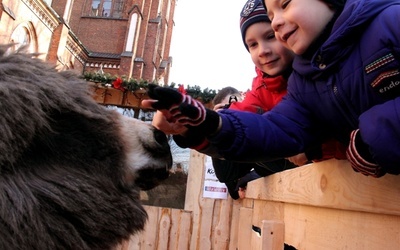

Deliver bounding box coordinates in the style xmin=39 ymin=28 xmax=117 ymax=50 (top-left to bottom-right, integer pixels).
xmin=184 ymin=85 xmax=217 ymax=104
xmin=82 ymin=71 xmax=217 ymax=103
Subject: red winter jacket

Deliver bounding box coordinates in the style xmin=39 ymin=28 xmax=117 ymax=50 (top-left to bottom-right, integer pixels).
xmin=230 ymin=68 xmax=287 ymax=114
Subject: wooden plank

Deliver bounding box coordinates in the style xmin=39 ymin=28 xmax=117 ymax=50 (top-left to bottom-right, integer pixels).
xmin=196 ymin=198 xmax=214 ymax=250
xmin=246 ymin=159 xmax=400 ymax=216
xmin=211 ymin=199 xmax=222 ymax=237
xmin=140 ymin=206 xmax=160 ymax=250
xmin=167 ymin=209 xmax=180 ymax=250
xmin=175 ymin=210 xmax=192 ymax=250
xmin=117 ymin=234 xmax=140 ymax=250
xmin=185 ymin=151 xmax=215 ymax=250
xmin=184 ymin=151 xmax=205 ymax=211
xmin=228 ymin=199 xmax=243 ymax=250
xmin=251 ymin=200 xmax=282 ymax=228
xmin=238 ymin=207 xmax=254 ymax=250
xmin=212 ymin=199 xmax=232 ymax=250
xmin=125 ymin=233 xmax=140 ymax=250
xmin=283 ymin=203 xmax=400 ymax=250
xmin=103 ymin=88 xmax=124 ymax=105
xmin=90 ymin=86 xmax=106 ymax=103
xmin=261 ymin=220 xmax=284 ymax=250
xmin=156 ymin=208 xmax=171 ymax=250
xmin=241 ymin=198 xmax=254 ymax=208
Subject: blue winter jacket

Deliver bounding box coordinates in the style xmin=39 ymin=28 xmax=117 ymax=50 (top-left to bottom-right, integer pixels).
xmin=209 ymin=0 xmax=400 ymax=175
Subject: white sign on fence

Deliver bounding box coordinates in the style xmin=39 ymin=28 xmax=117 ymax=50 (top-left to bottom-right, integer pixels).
xmin=203 ymin=156 xmax=228 ymax=199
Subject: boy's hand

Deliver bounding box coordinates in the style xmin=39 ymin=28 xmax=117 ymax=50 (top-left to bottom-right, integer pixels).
xmin=151 ymin=111 xmax=188 ymax=135
xmin=286 ymin=153 xmax=308 ymax=166
xmin=144 ymin=84 xmax=206 ymax=126
xmin=142 ymin=84 xmax=221 ymax=145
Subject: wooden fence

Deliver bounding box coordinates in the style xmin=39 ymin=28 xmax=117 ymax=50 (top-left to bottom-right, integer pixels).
xmin=118 ymin=152 xmax=400 ymax=250
xmin=241 ymin=159 xmax=400 ymax=249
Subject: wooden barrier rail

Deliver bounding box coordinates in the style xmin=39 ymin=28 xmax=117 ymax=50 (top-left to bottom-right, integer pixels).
xmin=242 ymin=159 xmax=400 ymax=249
xmin=119 ymin=153 xmax=400 ymax=250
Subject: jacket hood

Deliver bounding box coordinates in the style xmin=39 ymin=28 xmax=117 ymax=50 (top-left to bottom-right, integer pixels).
xmin=294 ymin=0 xmax=400 ymax=77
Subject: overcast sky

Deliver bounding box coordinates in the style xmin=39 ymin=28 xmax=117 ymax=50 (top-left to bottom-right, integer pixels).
xmin=168 ymin=0 xmax=255 ymax=92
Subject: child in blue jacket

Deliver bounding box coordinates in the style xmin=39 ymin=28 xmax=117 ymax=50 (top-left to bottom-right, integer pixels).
xmin=143 ymin=0 xmax=400 ymax=178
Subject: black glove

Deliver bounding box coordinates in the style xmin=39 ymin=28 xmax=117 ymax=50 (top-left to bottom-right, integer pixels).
xmin=172 ymin=133 xmax=208 ymax=149
xmin=225 ymin=180 xmax=240 ymax=200
xmin=346 ymin=129 xmax=385 ymax=177
xmin=147 ymin=84 xmax=221 ymax=147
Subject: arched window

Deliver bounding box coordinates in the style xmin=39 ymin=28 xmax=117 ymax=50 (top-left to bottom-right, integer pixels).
xmin=10 ymin=23 xmax=36 ymax=53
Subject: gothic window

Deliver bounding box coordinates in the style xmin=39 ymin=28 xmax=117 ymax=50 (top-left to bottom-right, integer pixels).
xmin=89 ymin=0 xmax=124 ymax=18
xmin=10 ymin=25 xmax=35 ymax=53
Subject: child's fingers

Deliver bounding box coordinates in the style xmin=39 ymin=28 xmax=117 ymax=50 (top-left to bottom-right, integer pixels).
xmin=141 ymin=99 xmax=157 ymax=109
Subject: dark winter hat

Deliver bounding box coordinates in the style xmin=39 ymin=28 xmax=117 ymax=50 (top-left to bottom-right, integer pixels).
xmin=240 ymin=0 xmax=270 ymax=51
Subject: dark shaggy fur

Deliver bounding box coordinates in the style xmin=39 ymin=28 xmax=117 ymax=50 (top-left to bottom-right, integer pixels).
xmin=0 ymin=47 xmax=172 ymax=249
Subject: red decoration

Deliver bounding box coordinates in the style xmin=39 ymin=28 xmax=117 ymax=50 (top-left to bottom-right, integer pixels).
xmin=112 ymin=78 xmax=125 ymax=91
xmin=178 ymin=84 xmax=186 ymax=94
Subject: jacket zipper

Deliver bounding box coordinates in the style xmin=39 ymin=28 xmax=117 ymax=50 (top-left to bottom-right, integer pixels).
xmin=332 ymin=84 xmax=358 ymax=129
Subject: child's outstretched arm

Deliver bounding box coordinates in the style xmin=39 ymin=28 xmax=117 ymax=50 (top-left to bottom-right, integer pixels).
xmin=143 ymin=85 xmax=322 ymax=162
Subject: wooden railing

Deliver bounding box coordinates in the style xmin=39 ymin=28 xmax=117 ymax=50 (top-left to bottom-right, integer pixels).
xmin=119 ymin=153 xmax=400 ymax=250
xmin=241 ymin=159 xmax=400 ymax=249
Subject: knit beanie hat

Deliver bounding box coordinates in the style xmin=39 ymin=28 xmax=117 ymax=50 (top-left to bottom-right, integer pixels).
xmin=240 ymin=0 xmax=270 ymax=51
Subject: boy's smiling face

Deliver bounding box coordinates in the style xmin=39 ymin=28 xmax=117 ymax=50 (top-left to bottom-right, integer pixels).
xmin=264 ymin=0 xmax=335 ymax=55
xmin=245 ymin=21 xmax=294 ymax=76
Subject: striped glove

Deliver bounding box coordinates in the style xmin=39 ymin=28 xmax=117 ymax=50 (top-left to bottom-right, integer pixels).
xmin=146 ymin=84 xmax=220 ymax=145
xmin=346 ymin=129 xmax=385 ymax=177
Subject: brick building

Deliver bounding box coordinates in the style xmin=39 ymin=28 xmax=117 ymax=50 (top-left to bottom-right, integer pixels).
xmin=0 ymin=0 xmax=176 ymax=85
